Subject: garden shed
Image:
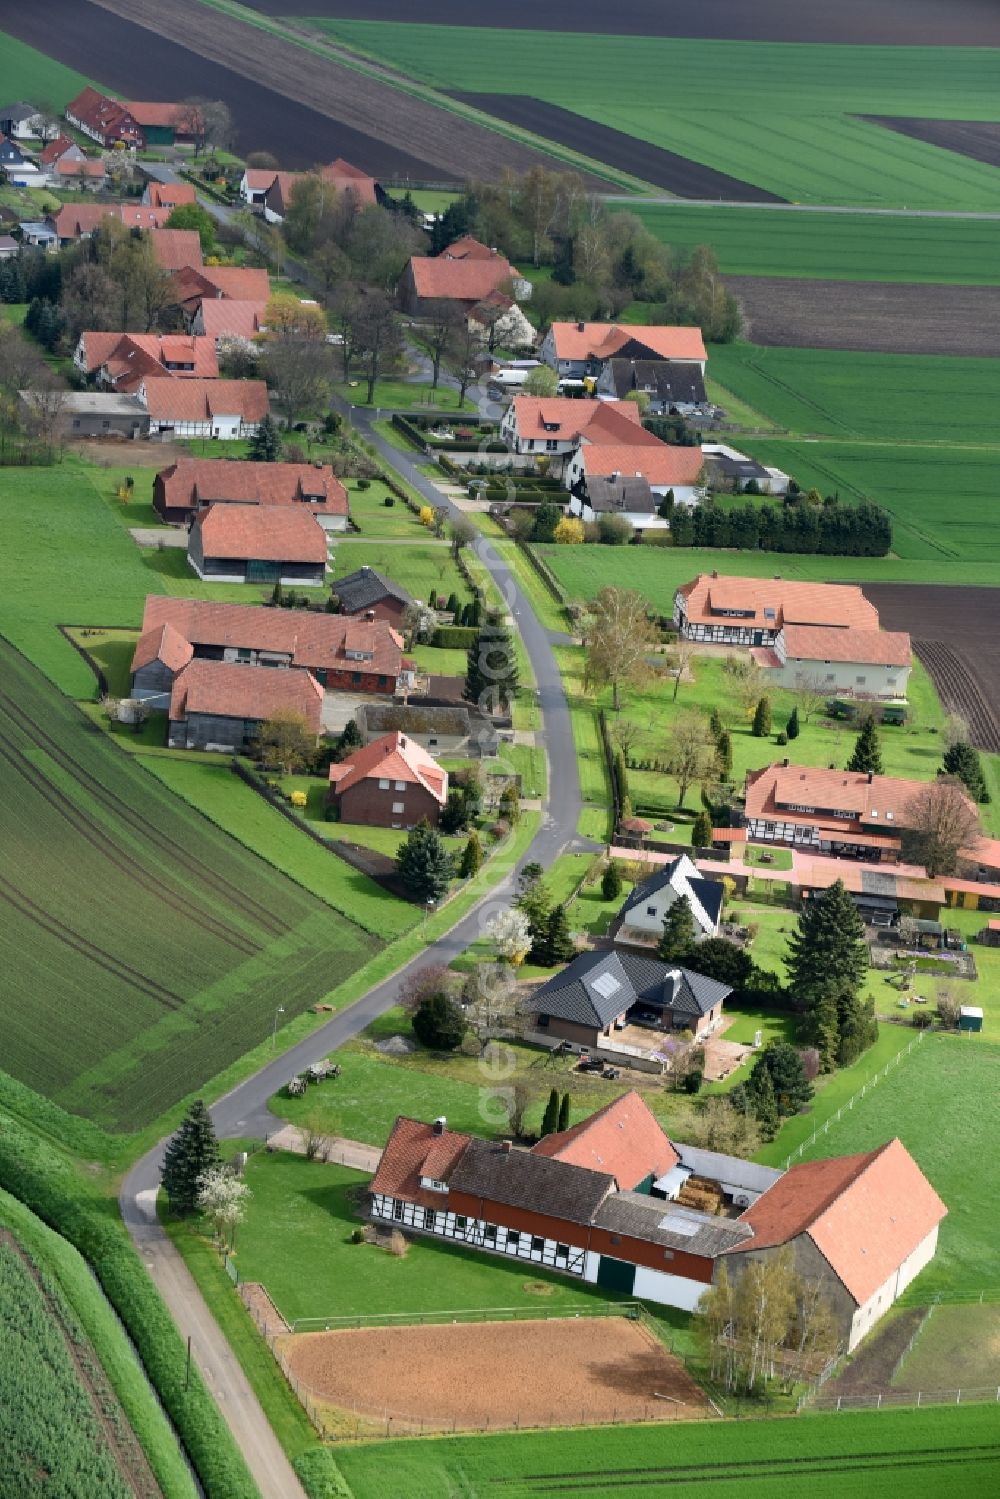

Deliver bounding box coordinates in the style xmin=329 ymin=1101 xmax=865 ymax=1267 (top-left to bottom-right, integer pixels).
xmin=959 ymin=1006 xmax=984 ymax=1033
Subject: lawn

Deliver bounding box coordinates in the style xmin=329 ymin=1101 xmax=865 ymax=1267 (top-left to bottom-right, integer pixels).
xmin=321 ymin=23 xmax=1000 ymax=208
xmin=896 ymin=1304 xmax=1000 ymax=1390
xmin=335 ymin=1404 xmax=1000 ymax=1499
xmin=0 ymin=640 xmax=379 ymax=1134
xmin=329 ymin=537 xmax=473 ymax=611
xmin=792 ymin=1037 xmax=1000 ymax=1302
xmin=64 ymin=626 xmax=139 ymax=699
xmin=228 ymin=1152 xmax=626 ymax=1324
xmin=625 ymin=205 xmax=1000 ymax=286
xmin=0 ymin=31 xmax=97 ymax=109
xmin=343 ymin=478 xmax=425 ymax=539
xmin=335 ymin=379 xmax=475 ymax=411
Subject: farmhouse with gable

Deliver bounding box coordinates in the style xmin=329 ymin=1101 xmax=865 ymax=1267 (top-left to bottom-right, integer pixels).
xmin=540 ymin=322 xmax=707 ymax=382
xmin=327 ymin=731 xmax=448 ymax=829
xmin=168 ymin=659 xmax=324 ymax=753
xmin=371 ymin=1097 xmax=945 ymax=1348
xmin=673 ymin=573 xmax=880 ymax=647
xmin=153 ymin=459 xmax=349 ymax=530
xmin=187 ymin=505 xmax=328 ymax=587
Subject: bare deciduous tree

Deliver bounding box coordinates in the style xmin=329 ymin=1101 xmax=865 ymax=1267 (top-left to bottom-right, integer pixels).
xmin=794 ymin=673 xmax=829 ymax=724
xmin=665 ymin=711 xmax=715 ymax=809
xmin=583 ymin=587 xmax=659 ymax=712
xmin=904 ymin=777 xmax=981 ymax=876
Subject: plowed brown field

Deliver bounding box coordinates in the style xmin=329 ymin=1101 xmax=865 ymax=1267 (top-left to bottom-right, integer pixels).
xmin=865 ymin=119 xmax=1000 ymax=170
xmin=728 ymin=277 xmax=1000 ymax=357
xmin=284 ymin=1316 xmax=711 ymax=1432
xmin=82 ymin=0 xmax=606 ymax=183
xmin=238 ymin=0 xmax=1000 ymax=47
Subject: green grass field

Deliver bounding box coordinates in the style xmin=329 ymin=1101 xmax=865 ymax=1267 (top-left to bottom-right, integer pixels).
xmin=335 ymin=379 xmax=475 ymax=411
xmin=344 ymin=478 xmax=425 ymax=539
xmin=331 ymin=536 xmax=474 ymax=610
xmin=625 ymin=205 xmax=1000 ymax=286
xmin=335 ymin=1403 xmax=1000 ymax=1498
xmin=322 ymin=23 xmax=1000 ymax=208
xmin=793 ymin=1037 xmax=1000 ymax=1302
xmin=896 ymin=1303 xmax=1000 ymax=1390
xmin=0 ymin=32 xmax=96 ymax=110
xmin=0 ymin=639 xmax=379 ymax=1131
xmin=709 ymin=344 xmax=1000 ymax=445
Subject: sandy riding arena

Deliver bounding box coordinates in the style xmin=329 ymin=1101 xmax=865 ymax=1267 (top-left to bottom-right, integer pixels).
xmin=283 ymin=1316 xmax=712 ymax=1432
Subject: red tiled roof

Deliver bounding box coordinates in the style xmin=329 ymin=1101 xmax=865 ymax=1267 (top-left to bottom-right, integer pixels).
xmin=328 ymin=731 xmax=448 ymax=806
xmin=549 ymin=322 xmax=706 ymax=364
xmin=48 ymin=202 xmax=164 ymax=239
xmin=731 ymin=1139 xmax=947 ymax=1306
xmin=408 ymin=249 xmax=518 ymax=303
xmin=442 ymin=235 xmax=495 ymax=262
xmin=192 ymin=504 xmax=328 ymax=563
xmin=196 ymin=299 xmax=267 ymax=342
xmin=124 ymin=101 xmax=187 ymax=128
xmin=578 ymin=442 xmax=705 ymax=486
xmin=532 ymin=1091 xmax=678 ymax=1190
xmin=780 ymin=624 xmax=911 ymax=669
xmin=744 ymin=762 xmax=973 ymax=835
xmin=319 ymin=157 xmax=377 ymax=205
xmin=169 ymin=659 xmax=323 ymax=732
xmin=157 ymin=459 xmax=348 ymax=516
xmin=140 ymin=377 xmax=269 ymax=423
xmin=149 ymin=227 xmax=203 ymax=271
xmin=133 ymin=595 xmax=404 ymax=679
xmin=65 ymin=88 xmax=143 ymax=145
xmin=132 ymin=620 xmax=194 ymax=674
xmin=38 ymin=136 xmax=77 ymax=165
xmin=201 ymin=266 xmax=271 ymax=302
xmin=677 ymin=574 xmax=880 ymax=631
xmin=509 ymin=396 xmax=654 ymax=445
xmin=83 ymin=333 xmax=218 ymax=387
xmin=55 ymin=157 xmax=105 ymax=180
xmin=243 ymin=168 xmax=276 ymax=192
xmin=370 ymin=1116 xmax=472 ymax=1208
xmin=146 ymin=182 xmax=197 ymax=209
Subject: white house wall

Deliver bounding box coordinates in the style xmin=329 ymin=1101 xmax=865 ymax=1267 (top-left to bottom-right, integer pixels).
xmin=764 ymin=656 xmax=910 ymax=702
xmin=632 ymin=1265 xmax=708 ymax=1311
xmin=371 ymin=1192 xmax=586 ymax=1276
xmin=847 ymin=1224 xmax=939 ymax=1350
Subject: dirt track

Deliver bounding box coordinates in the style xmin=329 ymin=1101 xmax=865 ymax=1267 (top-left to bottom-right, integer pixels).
xmin=453 ymin=95 xmax=785 ymax=201
xmin=284 ymin=1316 xmax=711 ymax=1431
xmin=240 ymin=0 xmax=1000 ymax=46
xmin=728 ymin=276 xmax=1000 ymax=356
xmin=862 ymin=584 xmax=1000 ymax=753
xmin=79 ymin=0 xmax=599 ymax=183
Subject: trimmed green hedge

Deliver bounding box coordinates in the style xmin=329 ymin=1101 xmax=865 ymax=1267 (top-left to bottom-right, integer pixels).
xmin=0 ymin=1116 xmax=260 ymax=1499
xmin=391 ymin=414 xmax=504 ymax=451
xmin=431 ymin=625 xmax=478 ymax=648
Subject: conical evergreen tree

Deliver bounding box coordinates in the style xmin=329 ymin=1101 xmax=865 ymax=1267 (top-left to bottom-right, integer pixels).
xmin=545 ymin=904 xmax=576 ymax=965
xmin=787 ymin=880 xmax=869 ymax=1071
xmin=836 ymin=990 xmax=879 ymax=1068
xmin=557 ymin=1092 xmax=571 ymax=1132
xmin=751 ymin=697 xmax=772 ymax=737
xmin=847 ymin=716 xmax=883 ymax=775
xmin=943 ymin=741 xmax=987 ymax=802
xmin=601 ymin=860 xmax=622 ymax=901
xmin=396 ymin=819 xmax=454 ymax=902
xmin=756 ymin=1042 xmax=813 ymax=1116
xmin=657 ymin=894 xmax=696 ymax=962
xmin=800 ymin=985 xmax=841 ymax=1073
xmin=161 ymin=1100 xmax=220 ymax=1215
xmin=786 ymin=706 xmax=800 ymax=741
xmin=746 ymin=1061 xmax=779 ymax=1140
xmin=464 ymin=610 xmax=518 ymax=712
xmin=709 ymin=707 xmax=724 ymax=741
xmin=247 ymin=413 xmax=280 ymax=462
xmin=715 ymin=729 xmax=732 ymax=779
xmin=691 ymin=811 xmax=713 ymax=849
xmin=459 ymin=831 xmax=483 ymax=878
xmin=540 ymin=1088 xmax=560 ymax=1136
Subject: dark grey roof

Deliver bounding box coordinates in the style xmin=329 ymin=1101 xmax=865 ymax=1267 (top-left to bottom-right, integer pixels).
xmin=584 ymin=474 xmax=655 ymax=514
xmin=449 ymin=1138 xmax=614 ymax=1224
xmin=689 ymin=877 xmax=724 ymax=928
xmin=707 ymin=453 xmax=770 ymax=482
xmin=669 ymin=1144 xmax=783 ymax=1197
xmin=529 ymin=949 xmax=731 ymax=1030
xmin=619 ymin=858 xmax=725 ymax=929
xmin=861 ymin=870 xmax=898 ymax=897
xmin=329 ymin=566 xmax=413 ymax=612
xmin=604 ymin=358 xmax=707 ymax=406
xmin=594 ymin=1191 xmax=752 ymax=1257
xmin=359 ymin=702 xmax=474 ymax=738
xmin=0 ymin=103 xmax=36 ymax=122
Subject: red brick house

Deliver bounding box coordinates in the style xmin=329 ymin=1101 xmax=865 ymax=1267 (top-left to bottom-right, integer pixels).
xmin=328 ymin=566 xmax=413 ymax=628
xmin=400 ymin=237 xmax=526 ymax=317
xmin=130 ymin=595 xmax=409 ymax=704
xmin=187 ymin=504 xmax=328 ymax=586
xmin=153 ymin=459 xmax=349 ymax=529
xmin=167 ymin=659 xmax=323 ymax=752
xmin=370 ymin=1100 xmax=945 ymax=1344
xmin=143 ymin=181 xmax=198 ymax=210
xmin=327 ymin=731 xmax=447 ymax=829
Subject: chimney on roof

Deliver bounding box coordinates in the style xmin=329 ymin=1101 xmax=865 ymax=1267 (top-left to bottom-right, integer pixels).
xmin=577 ymin=320 xmax=585 ymax=332
xmin=500 ymin=1140 xmax=512 ymax=1153
xmin=782 ymin=757 xmax=789 ymax=768
xmin=365 ymin=609 xmax=376 ymax=622
xmin=774 ymin=574 xmax=782 ymax=580
xmin=711 ymin=569 xmax=719 ymax=579
xmin=433 ymin=1116 xmax=446 ymax=1135
xmin=611 ymin=470 xmax=620 ymax=483
xmin=867 ymin=770 xmax=875 ymax=783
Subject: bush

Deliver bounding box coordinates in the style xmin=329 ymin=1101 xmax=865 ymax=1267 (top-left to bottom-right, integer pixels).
xmin=356 ymin=477 xmax=371 ymax=490
xmin=597 ymin=514 xmax=633 ymax=546
xmin=431 ymin=625 xmax=478 ymax=648
xmin=775 ymin=731 xmax=788 ymax=746
xmin=383 ymin=494 xmax=395 ymax=507
xmin=683 ymin=1069 xmax=703 ymax=1094
xmin=350 ymin=1227 xmax=366 ymax=1243
xmin=412 ymin=992 xmax=466 ymax=1050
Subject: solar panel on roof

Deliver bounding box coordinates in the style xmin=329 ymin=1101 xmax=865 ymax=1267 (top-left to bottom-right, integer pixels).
xmin=657 ymin=1212 xmax=699 ymax=1237
xmin=591 ymin=972 xmax=622 ymax=1000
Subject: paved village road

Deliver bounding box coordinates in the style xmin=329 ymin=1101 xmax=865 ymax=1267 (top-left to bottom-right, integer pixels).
xmin=120 ymin=395 xmax=588 ymax=1496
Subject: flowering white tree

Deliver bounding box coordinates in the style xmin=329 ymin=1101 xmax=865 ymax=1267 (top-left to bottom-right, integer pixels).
xmin=196 ymin=1167 xmax=252 ymax=1251
xmin=485 ymin=906 xmax=532 ymax=966
xmin=216 ymin=333 xmax=260 ymax=378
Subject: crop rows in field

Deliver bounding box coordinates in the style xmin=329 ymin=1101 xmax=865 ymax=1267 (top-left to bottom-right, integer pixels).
xmin=336 ymin=1403 xmax=1000 ymax=1497
xmin=0 ymin=1234 xmax=135 ymax=1497
xmin=0 ymin=637 xmax=380 ymax=1131
xmin=321 ymin=23 xmax=1000 ymax=206
xmin=626 ymin=205 xmax=1000 ymax=286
